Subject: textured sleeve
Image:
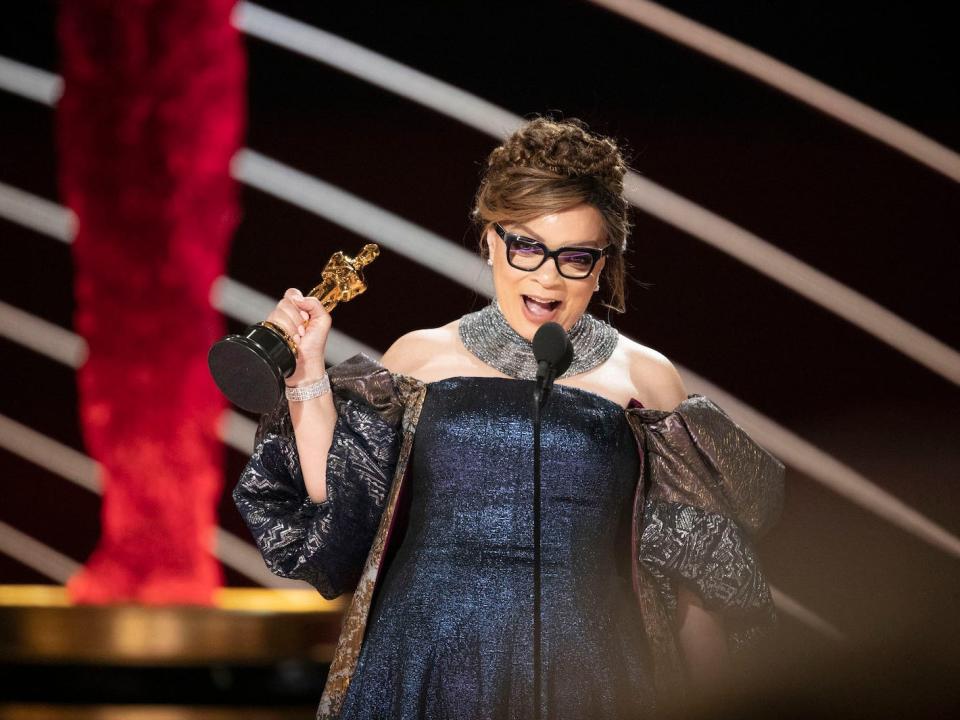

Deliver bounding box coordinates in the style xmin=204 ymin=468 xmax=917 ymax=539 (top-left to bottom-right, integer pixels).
xmin=232 ymin=354 xmax=403 ymax=599
xmin=639 ymin=501 xmax=776 ymax=651
xmin=632 ymin=394 xmax=785 ymax=651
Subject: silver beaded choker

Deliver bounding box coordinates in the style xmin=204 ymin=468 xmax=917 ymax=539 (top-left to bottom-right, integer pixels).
xmin=458 ymin=301 xmax=619 ymax=380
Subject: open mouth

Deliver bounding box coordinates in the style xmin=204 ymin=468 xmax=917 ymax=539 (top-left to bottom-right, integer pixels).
xmin=522 ymin=294 xmax=561 ymax=319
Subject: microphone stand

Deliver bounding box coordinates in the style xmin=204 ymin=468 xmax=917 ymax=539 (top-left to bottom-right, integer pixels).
xmin=531 ymin=361 xmax=553 ymax=720
xmin=529 ymin=321 xmax=571 ymax=720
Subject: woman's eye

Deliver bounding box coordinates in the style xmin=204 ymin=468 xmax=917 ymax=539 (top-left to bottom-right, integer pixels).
xmin=513 ymin=242 xmax=542 ymax=256
xmin=561 ymin=252 xmax=592 ymax=266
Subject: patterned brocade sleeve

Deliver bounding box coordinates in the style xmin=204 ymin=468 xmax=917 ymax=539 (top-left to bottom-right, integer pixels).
xmin=630 ymin=394 xmax=785 ymax=652
xmin=232 ymin=354 xmax=404 ymax=599
xmin=639 ymin=501 xmax=776 ymax=651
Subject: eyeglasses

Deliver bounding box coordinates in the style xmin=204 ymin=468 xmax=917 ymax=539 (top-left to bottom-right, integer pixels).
xmin=494 ymin=224 xmax=607 ymax=279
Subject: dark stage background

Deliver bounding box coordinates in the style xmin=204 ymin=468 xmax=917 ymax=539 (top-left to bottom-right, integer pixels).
xmin=1 ymin=0 xmax=958 ymax=714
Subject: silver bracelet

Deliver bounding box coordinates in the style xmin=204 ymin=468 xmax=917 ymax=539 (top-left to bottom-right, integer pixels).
xmin=285 ymin=374 xmax=331 ymax=402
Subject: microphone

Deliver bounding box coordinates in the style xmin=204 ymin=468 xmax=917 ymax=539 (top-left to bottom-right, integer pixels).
xmin=532 ymin=322 xmax=573 ymax=422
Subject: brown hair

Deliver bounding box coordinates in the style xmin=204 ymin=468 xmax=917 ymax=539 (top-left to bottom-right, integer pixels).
xmin=472 ymin=117 xmax=631 ymax=313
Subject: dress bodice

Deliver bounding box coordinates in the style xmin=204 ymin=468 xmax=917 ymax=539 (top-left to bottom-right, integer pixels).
xmin=406 ymin=376 xmax=638 ymax=585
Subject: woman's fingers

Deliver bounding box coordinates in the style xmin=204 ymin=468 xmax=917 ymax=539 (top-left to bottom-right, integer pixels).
xmin=266 ymin=315 xmax=298 ymax=341
xmin=282 ymin=288 xmax=326 ymax=321
xmin=293 ymin=295 xmax=325 ymax=320
xmin=281 ymin=289 xmax=304 ymax=331
xmin=279 ymin=299 xmax=307 ymax=333
xmin=266 ymin=298 xmax=305 ymax=339
xmin=267 ymin=289 xmax=330 ymax=378
xmin=269 ymin=289 xmax=331 ymax=352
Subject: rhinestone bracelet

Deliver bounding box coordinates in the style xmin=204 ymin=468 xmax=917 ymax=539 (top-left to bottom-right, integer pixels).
xmin=284 ymin=374 xmax=331 ymax=402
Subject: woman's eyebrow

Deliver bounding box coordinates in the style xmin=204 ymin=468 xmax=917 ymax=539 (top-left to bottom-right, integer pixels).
xmin=511 ymin=224 xmax=542 ymax=241
xmin=563 ymin=240 xmax=604 ymax=249
xmin=511 ymin=225 xmax=603 ymax=248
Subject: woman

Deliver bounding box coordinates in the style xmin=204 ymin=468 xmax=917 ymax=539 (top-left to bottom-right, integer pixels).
xmin=234 ymin=118 xmax=784 ymax=719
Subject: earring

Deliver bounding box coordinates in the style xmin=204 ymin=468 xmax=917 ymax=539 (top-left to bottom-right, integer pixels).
xmin=487 ymin=258 xmax=493 ymax=266
xmin=594 ymin=282 xmax=600 ymax=292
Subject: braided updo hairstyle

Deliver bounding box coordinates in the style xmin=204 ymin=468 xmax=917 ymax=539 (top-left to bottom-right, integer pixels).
xmin=472 ymin=117 xmax=631 ymax=313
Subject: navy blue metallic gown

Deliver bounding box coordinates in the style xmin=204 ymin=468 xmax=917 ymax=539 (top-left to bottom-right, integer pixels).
xmin=338 ymin=377 xmax=654 ymax=719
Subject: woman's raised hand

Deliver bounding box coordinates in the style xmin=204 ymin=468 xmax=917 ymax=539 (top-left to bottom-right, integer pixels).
xmin=265 ymin=288 xmax=332 ymax=386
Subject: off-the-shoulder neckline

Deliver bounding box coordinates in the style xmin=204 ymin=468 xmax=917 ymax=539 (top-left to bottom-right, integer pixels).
xmin=360 ymin=354 xmax=699 ymax=415
xmin=422 ymin=375 xmax=631 ymax=413
xmin=423 ymin=377 xmax=702 ymax=415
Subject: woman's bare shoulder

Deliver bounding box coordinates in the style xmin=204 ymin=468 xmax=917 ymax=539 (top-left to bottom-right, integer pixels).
xmin=617 ymin=334 xmax=688 ymax=411
xmin=380 ymin=321 xmax=462 ymax=377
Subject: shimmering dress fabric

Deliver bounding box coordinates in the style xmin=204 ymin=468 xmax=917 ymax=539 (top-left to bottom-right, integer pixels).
xmin=337 ymin=377 xmax=653 ymax=719
xmin=233 ymin=354 xmax=785 ymax=718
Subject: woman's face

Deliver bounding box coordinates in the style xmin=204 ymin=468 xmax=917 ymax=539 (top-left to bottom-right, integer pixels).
xmin=486 ymin=203 xmax=607 ymax=341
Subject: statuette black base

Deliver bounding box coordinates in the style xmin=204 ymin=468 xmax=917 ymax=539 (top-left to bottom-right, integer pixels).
xmin=208 ymin=324 xmax=296 ymax=413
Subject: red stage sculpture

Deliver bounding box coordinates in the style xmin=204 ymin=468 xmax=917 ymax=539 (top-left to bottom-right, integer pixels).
xmin=57 ymin=0 xmax=245 ymax=604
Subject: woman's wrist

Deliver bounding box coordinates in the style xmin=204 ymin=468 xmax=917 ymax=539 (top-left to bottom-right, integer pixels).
xmin=285 ymin=373 xmax=330 ymax=402
xmin=287 ymin=359 xmax=327 ymax=387
xmin=286 ymin=373 xmax=326 ymax=387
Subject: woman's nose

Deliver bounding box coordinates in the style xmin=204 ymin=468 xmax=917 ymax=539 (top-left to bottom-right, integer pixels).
xmin=535 ymin=257 xmax=563 ymax=285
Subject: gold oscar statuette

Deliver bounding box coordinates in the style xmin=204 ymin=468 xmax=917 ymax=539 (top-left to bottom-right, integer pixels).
xmin=208 ymin=244 xmax=380 ymax=413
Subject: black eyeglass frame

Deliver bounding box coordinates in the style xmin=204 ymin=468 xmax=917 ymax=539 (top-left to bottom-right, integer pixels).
xmin=493 ymin=223 xmax=608 ymax=279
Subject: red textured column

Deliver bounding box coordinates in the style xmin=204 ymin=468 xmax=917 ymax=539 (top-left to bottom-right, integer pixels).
xmin=57 ymin=0 xmax=244 ymax=604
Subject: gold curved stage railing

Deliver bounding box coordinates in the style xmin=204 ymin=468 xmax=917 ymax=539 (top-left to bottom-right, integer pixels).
xmin=0 ymin=585 xmax=346 ymax=664
xmin=0 ymin=585 xmax=347 ymax=719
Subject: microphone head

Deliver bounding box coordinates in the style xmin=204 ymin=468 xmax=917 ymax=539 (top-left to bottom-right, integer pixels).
xmin=533 ymin=322 xmax=574 ymax=376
